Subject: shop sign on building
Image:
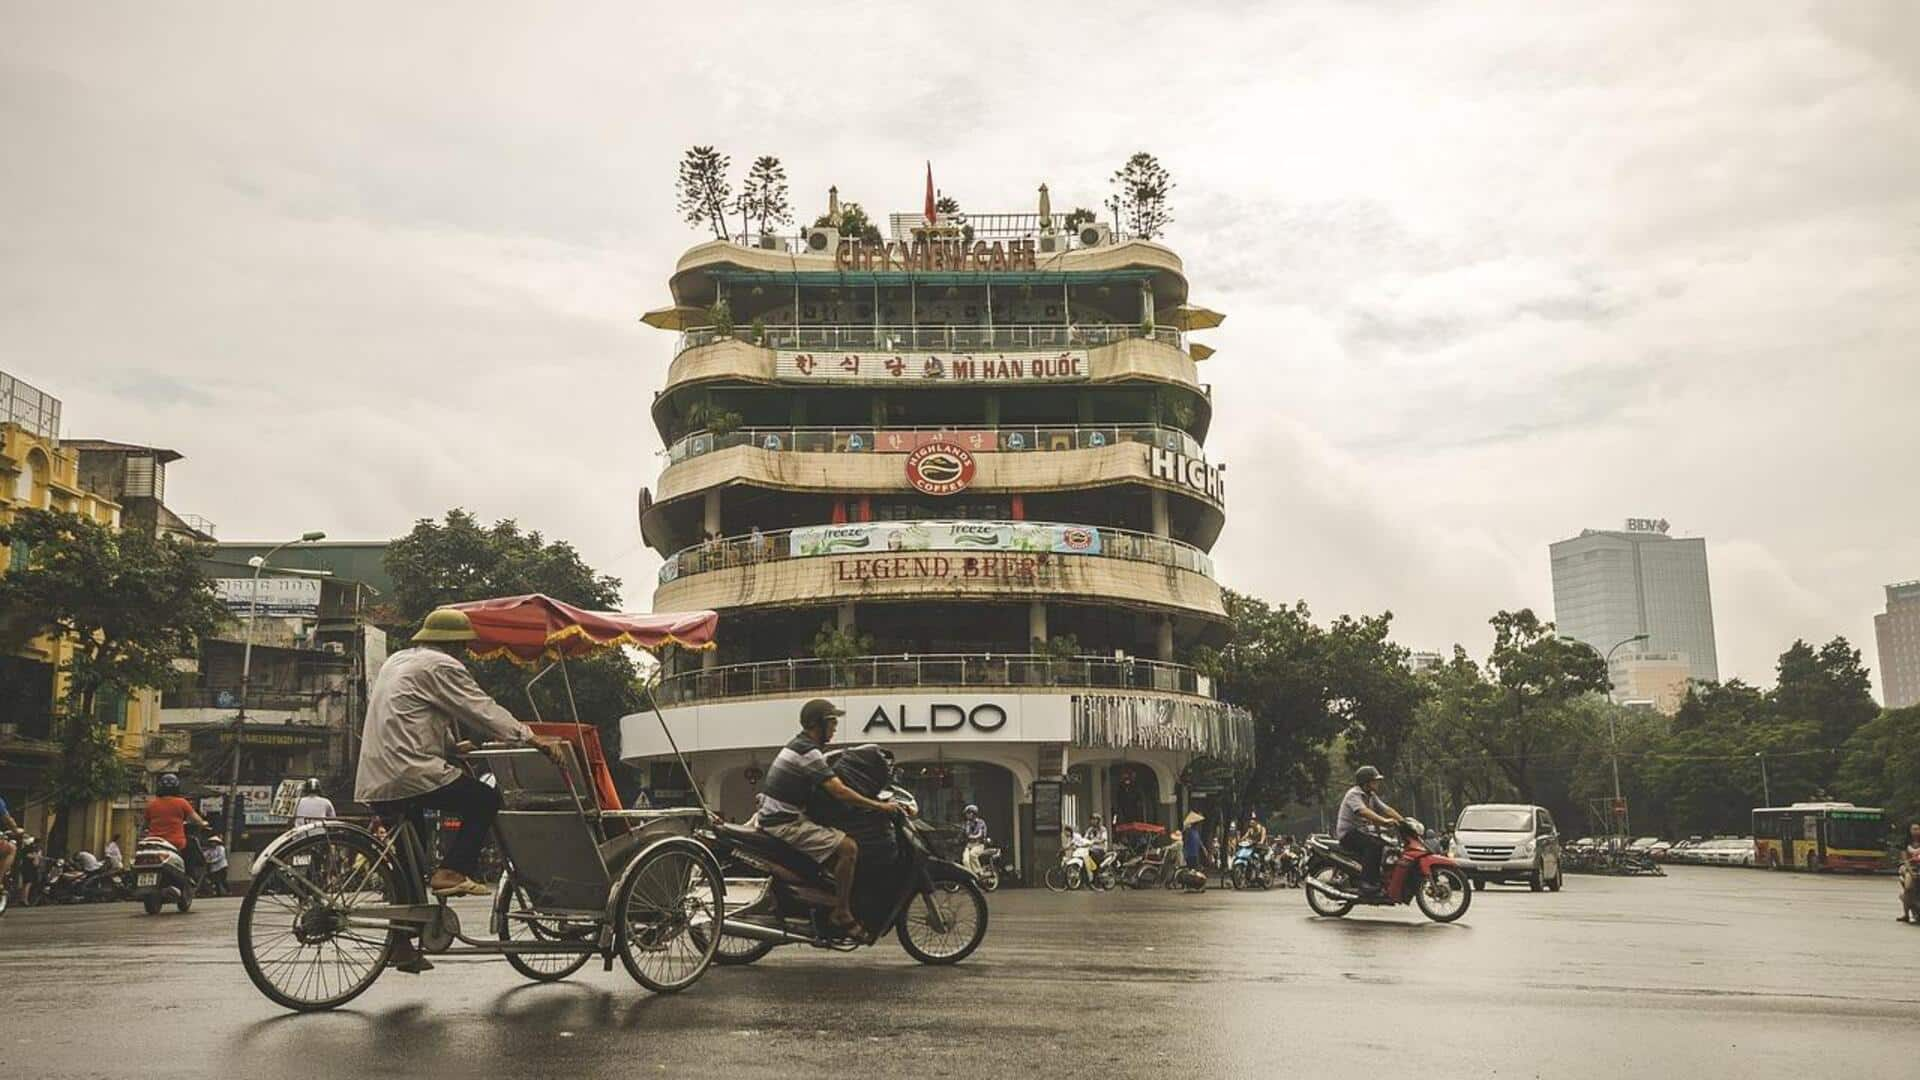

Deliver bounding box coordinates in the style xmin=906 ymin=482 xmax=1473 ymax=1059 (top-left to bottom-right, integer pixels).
xmin=626 ymin=693 xmax=1075 ymax=757
xmin=1148 ymin=447 xmax=1226 ymax=504
xmin=790 ymin=520 xmax=1101 ymax=558
xmin=1625 ymin=517 xmax=1670 ymax=534
xmin=833 ymin=553 xmax=1051 ymax=584
xmin=905 ymin=442 xmax=976 ymax=495
xmin=214 ymin=577 xmax=322 ymax=617
xmin=775 ymin=350 xmax=1086 ymax=384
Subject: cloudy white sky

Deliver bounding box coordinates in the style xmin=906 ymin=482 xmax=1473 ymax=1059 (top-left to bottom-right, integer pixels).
xmin=6 ymin=2 xmax=1916 ymax=689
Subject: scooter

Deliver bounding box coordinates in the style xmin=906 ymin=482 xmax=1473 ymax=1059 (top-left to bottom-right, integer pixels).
xmin=1302 ymin=820 xmax=1472 ymax=923
xmin=1229 ymin=840 xmax=1272 ymax=890
xmin=705 ymin=745 xmax=989 ymax=966
xmin=963 ymin=838 xmax=1008 ymax=892
xmin=130 ymin=834 xmax=204 ymax=915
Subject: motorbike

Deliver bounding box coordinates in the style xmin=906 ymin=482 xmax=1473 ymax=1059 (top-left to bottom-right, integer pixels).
xmin=130 ymin=834 xmax=204 ymax=915
xmin=705 ymin=745 xmax=990 ymax=966
xmin=962 ymin=837 xmax=1010 ymax=892
xmin=1229 ymin=840 xmax=1272 ymax=890
xmin=1302 ymin=819 xmax=1472 ymax=923
xmin=38 ymin=854 xmax=124 ymax=905
xmin=1273 ymin=843 xmax=1305 ymax=889
xmin=1899 ymin=852 xmax=1920 ymax=924
xmin=1122 ymin=837 xmax=1183 ymax=888
xmin=2 ymin=832 xmax=40 ymax=914
xmin=1045 ymin=839 xmax=1102 ymax=891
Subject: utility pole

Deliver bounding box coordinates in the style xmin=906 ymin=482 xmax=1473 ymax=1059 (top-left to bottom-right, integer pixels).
xmin=1562 ymin=632 xmax=1649 ymax=841
xmin=226 ymin=531 xmax=324 ymax=856
xmin=1755 ymin=752 xmax=1771 ymax=807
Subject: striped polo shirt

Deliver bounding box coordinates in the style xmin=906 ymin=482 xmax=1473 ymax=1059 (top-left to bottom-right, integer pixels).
xmin=755 ymin=733 xmax=834 ymax=825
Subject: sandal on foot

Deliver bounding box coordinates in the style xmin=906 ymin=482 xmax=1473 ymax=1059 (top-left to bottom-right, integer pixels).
xmin=430 ymin=876 xmax=491 ymax=898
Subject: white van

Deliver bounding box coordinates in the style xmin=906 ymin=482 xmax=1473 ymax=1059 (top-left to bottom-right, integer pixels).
xmin=1448 ymin=804 xmax=1565 ymax=892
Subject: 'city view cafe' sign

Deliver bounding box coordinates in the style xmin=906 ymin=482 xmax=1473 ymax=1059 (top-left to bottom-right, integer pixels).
xmin=835 ymin=237 xmax=1039 ymax=273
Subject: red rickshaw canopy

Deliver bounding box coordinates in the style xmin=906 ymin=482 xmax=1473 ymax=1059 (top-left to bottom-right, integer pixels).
xmin=1114 ymin=821 xmax=1169 ymax=836
xmin=447 ymin=594 xmax=718 ymax=664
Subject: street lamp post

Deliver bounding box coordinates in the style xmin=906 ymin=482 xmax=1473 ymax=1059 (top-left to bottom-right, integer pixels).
xmin=225 ymin=531 xmax=325 ymax=855
xmin=1562 ymin=632 xmax=1649 ymax=839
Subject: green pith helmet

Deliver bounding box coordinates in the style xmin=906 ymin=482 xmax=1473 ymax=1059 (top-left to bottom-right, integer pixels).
xmin=413 ymin=608 xmax=477 ymax=643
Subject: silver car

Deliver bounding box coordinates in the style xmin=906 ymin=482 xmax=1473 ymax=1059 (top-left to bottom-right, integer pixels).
xmin=1448 ymin=804 xmax=1565 ymax=892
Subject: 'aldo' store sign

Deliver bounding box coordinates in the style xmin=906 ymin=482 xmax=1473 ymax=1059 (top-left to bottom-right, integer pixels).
xmin=862 ymin=702 xmax=1008 ymax=735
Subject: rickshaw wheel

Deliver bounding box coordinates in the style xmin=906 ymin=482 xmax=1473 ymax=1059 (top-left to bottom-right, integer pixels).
xmin=239 ymin=831 xmax=401 ymax=1012
xmin=615 ymin=843 xmax=722 ymax=992
xmin=495 ymin=872 xmax=594 ymax=982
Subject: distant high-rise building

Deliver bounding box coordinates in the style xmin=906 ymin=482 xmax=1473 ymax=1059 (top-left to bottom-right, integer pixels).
xmin=1874 ymin=581 xmax=1920 ymax=709
xmin=1550 ymin=519 xmax=1719 ymax=685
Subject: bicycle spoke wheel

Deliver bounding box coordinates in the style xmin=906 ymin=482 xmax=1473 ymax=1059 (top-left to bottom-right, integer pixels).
xmin=617 ymin=844 xmax=721 ymax=993
xmin=497 ymin=873 xmax=595 ymax=982
xmin=239 ymin=833 xmax=400 ymax=1012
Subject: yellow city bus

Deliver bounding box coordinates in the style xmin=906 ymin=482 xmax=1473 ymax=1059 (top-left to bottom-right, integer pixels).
xmin=1751 ymin=802 xmax=1890 ymax=872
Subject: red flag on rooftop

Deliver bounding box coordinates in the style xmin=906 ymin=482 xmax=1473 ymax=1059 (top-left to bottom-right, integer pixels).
xmin=924 ymin=162 xmax=936 ymax=224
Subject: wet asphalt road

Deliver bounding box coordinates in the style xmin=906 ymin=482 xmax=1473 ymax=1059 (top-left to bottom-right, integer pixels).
xmin=1 ymin=866 xmax=1910 ymax=1079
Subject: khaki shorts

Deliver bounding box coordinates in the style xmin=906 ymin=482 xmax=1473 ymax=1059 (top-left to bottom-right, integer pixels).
xmin=749 ymin=812 xmax=848 ymax=865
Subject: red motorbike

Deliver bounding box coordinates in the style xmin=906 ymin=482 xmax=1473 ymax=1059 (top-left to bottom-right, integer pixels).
xmin=1303 ymin=819 xmax=1471 ymax=923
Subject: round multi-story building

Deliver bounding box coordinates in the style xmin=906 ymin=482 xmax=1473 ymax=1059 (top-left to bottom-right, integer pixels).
xmin=622 ymin=195 xmax=1251 ymax=880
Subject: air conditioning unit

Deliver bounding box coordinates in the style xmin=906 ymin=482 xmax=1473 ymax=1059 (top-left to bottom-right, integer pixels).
xmin=1038 ymin=233 xmax=1063 ymax=254
xmin=756 ymin=233 xmax=782 ymax=251
xmin=805 ymin=226 xmax=840 ymax=255
xmin=1076 ymin=222 xmax=1113 ymax=248
xmin=322 ymin=641 xmax=346 ymax=655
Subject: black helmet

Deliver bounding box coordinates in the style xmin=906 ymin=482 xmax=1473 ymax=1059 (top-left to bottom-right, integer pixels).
xmin=1354 ymin=765 xmax=1385 ymax=785
xmin=303 ymin=778 xmax=321 ymax=795
xmin=156 ymin=773 xmax=181 ymax=796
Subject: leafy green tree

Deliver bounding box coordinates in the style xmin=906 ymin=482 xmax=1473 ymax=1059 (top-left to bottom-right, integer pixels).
xmin=1475 ymin=609 xmax=1607 ymax=803
xmin=0 ymin=508 xmax=227 ymax=844
xmin=1194 ymin=592 xmax=1340 ymax=811
xmin=1771 ymin=637 xmax=1878 ymax=780
xmin=676 ymin=145 xmax=733 ymax=239
xmin=1838 ymin=705 xmax=1920 ymax=829
xmin=383 ymin=511 xmax=642 ymax=757
xmin=816 ymin=200 xmax=883 ymax=244
xmin=1324 ymin=612 xmax=1425 ymax=777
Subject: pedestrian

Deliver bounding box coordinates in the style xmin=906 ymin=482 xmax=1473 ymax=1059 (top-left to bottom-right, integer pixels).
xmin=103 ymin=837 xmax=123 ymax=872
xmin=1183 ymin=813 xmax=1205 ymax=869
xmin=203 ymin=833 xmax=229 ymax=896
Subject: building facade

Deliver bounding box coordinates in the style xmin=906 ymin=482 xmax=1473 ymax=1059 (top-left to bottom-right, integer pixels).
xmin=621 ymin=197 xmax=1252 ymax=879
xmin=1874 ymin=580 xmax=1920 ymax=710
xmin=1550 ymin=519 xmax=1719 ymax=688
xmin=0 ymin=373 xmax=162 ymax=853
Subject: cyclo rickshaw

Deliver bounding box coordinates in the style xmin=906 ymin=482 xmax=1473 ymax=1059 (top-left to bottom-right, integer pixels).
xmin=236 ymin=595 xmax=725 ymax=1012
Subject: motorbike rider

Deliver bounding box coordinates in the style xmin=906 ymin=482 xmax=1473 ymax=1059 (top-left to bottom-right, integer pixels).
xmin=962 ymin=804 xmax=987 ymax=843
xmin=145 ymin=773 xmax=211 ymax=880
xmin=745 ymin=698 xmax=908 ymax=939
xmin=1898 ymin=821 xmax=1920 ymax=923
xmin=0 ymin=793 xmax=19 ymax=895
xmin=293 ymin=778 xmax=335 ymax=826
xmin=1337 ymin=765 xmax=1405 ymax=893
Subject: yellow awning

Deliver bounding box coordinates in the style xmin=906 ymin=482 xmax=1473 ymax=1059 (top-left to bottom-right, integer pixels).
xmin=640 ymin=305 xmax=704 ymax=331
xmin=1189 ymin=342 xmax=1216 ymax=362
xmin=1161 ymin=305 xmax=1225 ymax=332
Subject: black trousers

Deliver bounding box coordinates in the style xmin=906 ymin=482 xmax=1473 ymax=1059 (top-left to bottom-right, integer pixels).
xmin=1340 ymin=829 xmax=1385 ymax=884
xmin=373 ymin=774 xmax=501 ymax=878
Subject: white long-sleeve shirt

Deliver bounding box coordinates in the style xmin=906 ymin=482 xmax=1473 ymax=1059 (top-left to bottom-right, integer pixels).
xmin=354 ymin=647 xmax=533 ymax=803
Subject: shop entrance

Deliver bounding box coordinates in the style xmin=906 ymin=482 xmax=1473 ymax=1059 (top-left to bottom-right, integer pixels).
xmin=895 ymin=760 xmax=1017 ymax=868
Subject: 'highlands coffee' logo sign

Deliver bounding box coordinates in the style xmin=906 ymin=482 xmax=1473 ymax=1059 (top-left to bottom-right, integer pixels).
xmin=905 ymin=442 xmax=976 ymax=496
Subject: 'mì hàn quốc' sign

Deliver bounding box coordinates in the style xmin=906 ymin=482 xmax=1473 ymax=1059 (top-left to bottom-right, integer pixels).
xmin=836 ymin=237 xmax=1039 ymax=273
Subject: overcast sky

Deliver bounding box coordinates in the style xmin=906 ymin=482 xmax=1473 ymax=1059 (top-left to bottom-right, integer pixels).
xmin=6 ymin=2 xmax=1916 ymax=689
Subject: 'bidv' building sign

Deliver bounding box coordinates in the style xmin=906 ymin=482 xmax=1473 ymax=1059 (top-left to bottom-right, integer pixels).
xmin=624 ymin=182 xmax=1252 ymax=880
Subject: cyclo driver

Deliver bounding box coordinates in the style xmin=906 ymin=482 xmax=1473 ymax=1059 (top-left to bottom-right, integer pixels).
xmin=746 ymin=699 xmax=907 ymax=938
xmin=1336 ymin=765 xmax=1404 ymax=893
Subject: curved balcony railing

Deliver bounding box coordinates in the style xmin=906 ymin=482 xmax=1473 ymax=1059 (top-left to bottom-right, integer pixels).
xmin=664 ymin=422 xmax=1205 ymax=466
xmin=658 ymin=519 xmax=1215 ymax=586
xmin=654 ymin=653 xmax=1216 ymax=707
xmin=676 ymin=322 xmax=1183 ymax=357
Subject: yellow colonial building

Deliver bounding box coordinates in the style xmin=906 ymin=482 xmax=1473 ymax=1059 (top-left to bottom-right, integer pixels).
xmin=1 ymin=372 xmax=161 ymax=854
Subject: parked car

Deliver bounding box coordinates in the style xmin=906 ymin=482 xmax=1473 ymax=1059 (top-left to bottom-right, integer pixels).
xmin=1647 ymin=840 xmax=1675 ymax=862
xmin=1448 ymin=804 xmax=1565 ymax=892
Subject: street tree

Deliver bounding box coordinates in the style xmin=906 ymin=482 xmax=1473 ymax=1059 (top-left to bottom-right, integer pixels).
xmin=1471 ymin=609 xmax=1607 ymax=803
xmin=1106 ymin=152 xmax=1175 ymax=239
xmin=384 ymin=510 xmax=642 ymax=762
xmin=1838 ymin=704 xmax=1920 ymax=829
xmin=676 ymin=145 xmax=733 ymax=239
xmin=1771 ymin=637 xmax=1878 ymax=780
xmin=0 ymin=508 xmax=227 ymax=845
xmin=1194 ymin=592 xmax=1341 ymax=812
xmin=816 ymin=200 xmax=883 ymax=244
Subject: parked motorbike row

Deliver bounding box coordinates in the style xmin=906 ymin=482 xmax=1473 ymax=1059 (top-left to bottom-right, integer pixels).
xmin=1045 ymin=834 xmax=1209 ymax=893
xmin=1 ymin=832 xmax=219 ymax=916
